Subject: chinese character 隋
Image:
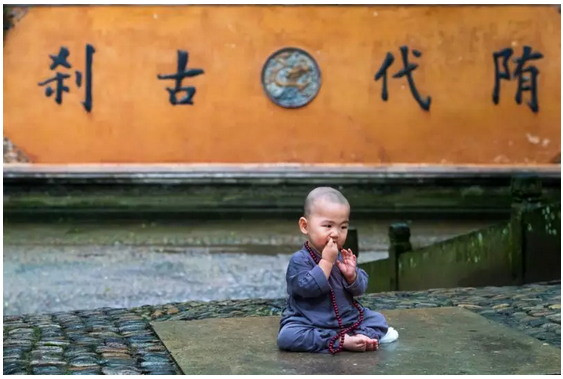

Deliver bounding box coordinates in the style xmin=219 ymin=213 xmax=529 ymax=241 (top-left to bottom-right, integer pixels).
xmin=492 ymin=45 xmax=543 ymax=113
xmin=157 ymin=50 xmax=204 ymax=105
xmin=374 ymin=46 xmax=432 ymax=111
xmin=38 ymin=45 xmax=95 ymax=112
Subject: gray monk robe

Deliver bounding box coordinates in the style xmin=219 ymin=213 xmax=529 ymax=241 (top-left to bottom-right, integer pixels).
xmin=277 ymin=245 xmax=389 ymax=353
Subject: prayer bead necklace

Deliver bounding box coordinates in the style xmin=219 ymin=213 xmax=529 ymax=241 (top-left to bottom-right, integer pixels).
xmin=304 ymin=241 xmax=364 ymax=355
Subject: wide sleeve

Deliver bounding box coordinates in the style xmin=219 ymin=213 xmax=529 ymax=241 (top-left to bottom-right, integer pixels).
xmin=343 ymin=267 xmax=369 ymax=297
xmin=286 ymin=253 xmax=331 ymax=298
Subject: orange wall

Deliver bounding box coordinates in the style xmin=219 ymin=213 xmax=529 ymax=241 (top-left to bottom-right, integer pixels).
xmin=3 ymin=5 xmax=561 ymax=164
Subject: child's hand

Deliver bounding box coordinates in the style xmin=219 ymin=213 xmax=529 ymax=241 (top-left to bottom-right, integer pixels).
xmin=343 ymin=334 xmax=378 ymax=352
xmin=321 ymin=238 xmax=339 ymax=264
xmin=336 ymin=248 xmax=357 ymax=284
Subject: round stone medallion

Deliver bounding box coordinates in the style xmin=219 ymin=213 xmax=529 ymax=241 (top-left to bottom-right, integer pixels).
xmin=261 ymin=47 xmax=321 ymax=108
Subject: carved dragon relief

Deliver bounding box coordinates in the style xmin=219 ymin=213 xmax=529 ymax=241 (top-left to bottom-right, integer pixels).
xmin=268 ymin=53 xmax=313 ymax=91
xmin=261 ymin=48 xmax=321 ymax=108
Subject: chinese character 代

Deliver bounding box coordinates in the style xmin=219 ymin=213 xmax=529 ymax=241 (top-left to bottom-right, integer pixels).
xmin=374 ymin=46 xmax=432 ymax=111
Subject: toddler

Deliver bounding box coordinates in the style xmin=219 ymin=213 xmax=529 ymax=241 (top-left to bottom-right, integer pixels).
xmin=277 ymin=187 xmax=398 ymax=354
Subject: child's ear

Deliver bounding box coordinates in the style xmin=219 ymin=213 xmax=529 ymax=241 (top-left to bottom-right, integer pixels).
xmin=298 ymin=217 xmax=308 ymax=235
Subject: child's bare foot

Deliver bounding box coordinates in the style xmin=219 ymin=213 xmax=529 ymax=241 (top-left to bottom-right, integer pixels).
xmin=358 ymin=334 xmax=378 ymax=351
xmin=342 ymin=334 xmax=378 ymax=352
xmin=342 ymin=334 xmax=366 ymax=352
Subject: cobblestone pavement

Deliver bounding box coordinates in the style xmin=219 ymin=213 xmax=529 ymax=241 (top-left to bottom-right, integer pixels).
xmin=4 ymin=282 xmax=560 ymax=375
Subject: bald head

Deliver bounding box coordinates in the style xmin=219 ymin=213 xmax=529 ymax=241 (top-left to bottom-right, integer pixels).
xmin=304 ymin=187 xmax=349 ymax=217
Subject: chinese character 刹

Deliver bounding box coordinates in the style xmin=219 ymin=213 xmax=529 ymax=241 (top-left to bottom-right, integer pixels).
xmin=38 ymin=44 xmax=95 ymax=112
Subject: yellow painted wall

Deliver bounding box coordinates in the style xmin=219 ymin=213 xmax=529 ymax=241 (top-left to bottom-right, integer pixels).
xmin=3 ymin=5 xmax=561 ymax=164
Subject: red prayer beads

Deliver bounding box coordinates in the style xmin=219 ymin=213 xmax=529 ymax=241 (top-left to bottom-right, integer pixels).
xmin=304 ymin=241 xmax=364 ymax=355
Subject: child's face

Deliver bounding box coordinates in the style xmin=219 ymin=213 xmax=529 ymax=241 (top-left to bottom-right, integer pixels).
xmin=299 ymin=199 xmax=350 ymax=253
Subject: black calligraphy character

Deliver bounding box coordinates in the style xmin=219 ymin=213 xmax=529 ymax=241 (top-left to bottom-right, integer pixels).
xmin=38 ymin=45 xmax=95 ymax=112
xmin=374 ymin=46 xmax=431 ymax=111
xmin=374 ymin=52 xmax=395 ymax=101
xmin=79 ymin=44 xmax=95 ymax=112
xmin=492 ymin=46 xmax=543 ymax=113
xmin=157 ymin=50 xmax=204 ymax=105
xmin=38 ymin=47 xmax=72 ymax=105
xmin=513 ymin=46 xmax=543 ymax=113
xmin=492 ymin=47 xmax=514 ymax=105
xmin=392 ymin=46 xmax=431 ymax=111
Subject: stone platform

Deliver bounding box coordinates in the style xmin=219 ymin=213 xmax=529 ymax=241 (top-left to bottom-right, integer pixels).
xmin=152 ymin=308 xmax=560 ymax=375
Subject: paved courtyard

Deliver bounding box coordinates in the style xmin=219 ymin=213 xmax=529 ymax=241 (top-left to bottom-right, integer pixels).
xmin=3 ymin=282 xmax=560 ymax=375
xmin=4 ymin=217 xmax=559 ymax=374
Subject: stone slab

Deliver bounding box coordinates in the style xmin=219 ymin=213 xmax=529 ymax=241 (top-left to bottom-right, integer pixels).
xmin=151 ymin=307 xmax=561 ymax=375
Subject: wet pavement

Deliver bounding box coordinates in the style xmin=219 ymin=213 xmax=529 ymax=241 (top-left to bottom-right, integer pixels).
xmin=3 ymin=244 xmax=291 ymax=315
xmin=153 ymin=308 xmax=561 ymax=375
xmin=3 ymin=217 xmax=493 ymax=315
